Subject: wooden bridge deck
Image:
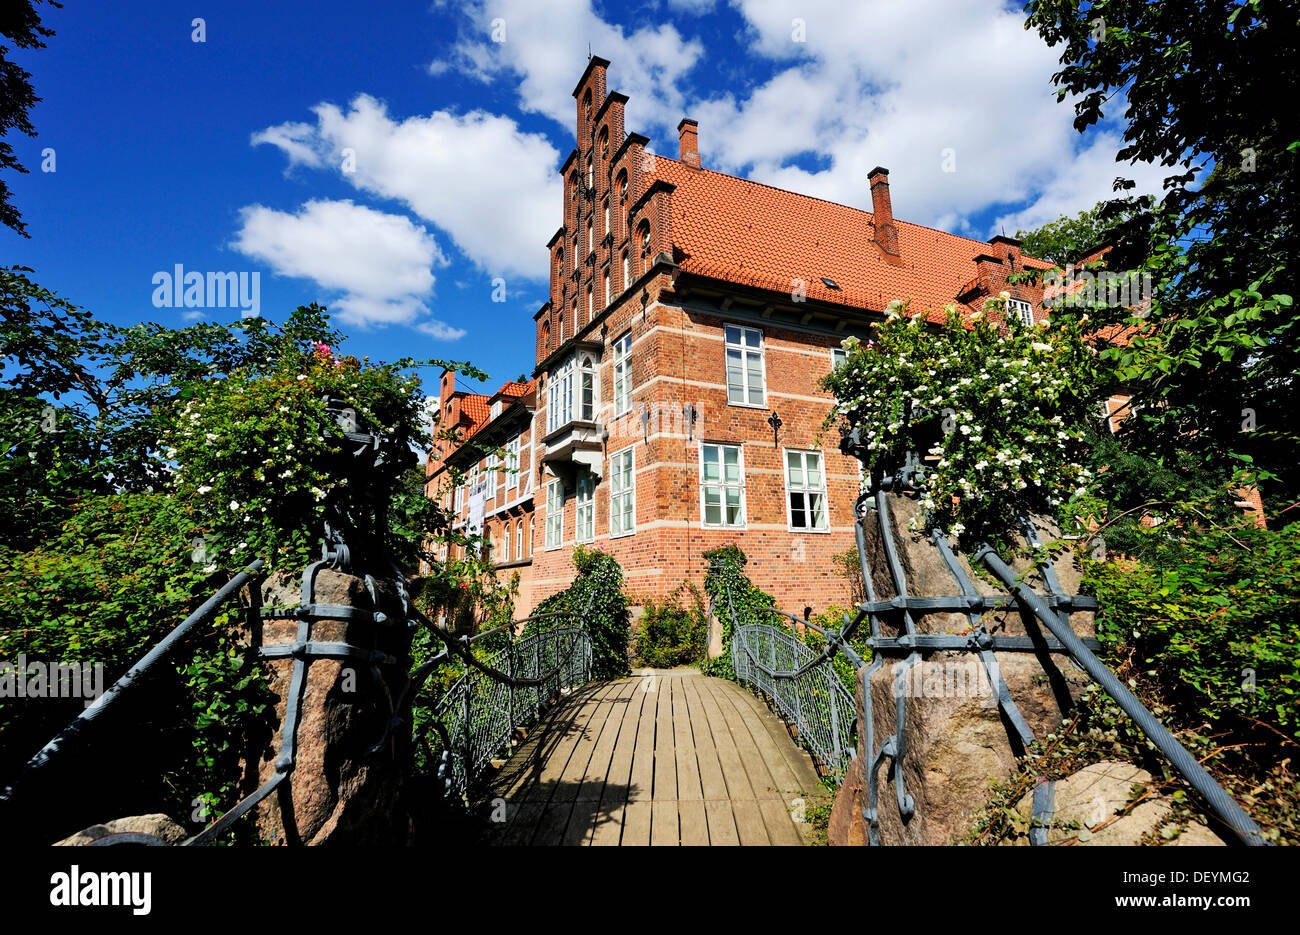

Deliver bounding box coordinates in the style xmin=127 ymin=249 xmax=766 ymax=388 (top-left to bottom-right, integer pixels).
xmin=480 ymin=668 xmax=826 ymax=846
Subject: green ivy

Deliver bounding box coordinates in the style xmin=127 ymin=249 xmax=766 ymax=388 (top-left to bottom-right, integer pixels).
xmin=530 ymin=546 xmax=631 ymax=679
xmin=634 ymin=583 xmax=707 ymax=669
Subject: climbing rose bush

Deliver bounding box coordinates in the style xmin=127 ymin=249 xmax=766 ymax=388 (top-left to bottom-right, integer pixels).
xmin=163 ymin=343 xmax=434 ymax=570
xmin=822 ymin=298 xmax=1104 ymax=543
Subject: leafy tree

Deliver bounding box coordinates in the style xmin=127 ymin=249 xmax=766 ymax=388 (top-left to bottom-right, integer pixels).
xmin=1015 ymin=196 xmax=1152 ymax=266
xmin=1024 ymin=0 xmax=1300 ymax=512
xmin=0 ymin=1 xmax=60 ymax=236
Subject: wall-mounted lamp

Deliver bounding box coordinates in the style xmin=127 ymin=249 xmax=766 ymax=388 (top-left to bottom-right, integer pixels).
xmin=767 ymin=410 xmax=783 ymax=448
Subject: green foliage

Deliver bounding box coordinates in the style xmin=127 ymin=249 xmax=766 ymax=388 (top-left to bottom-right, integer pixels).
xmin=634 ymin=584 xmax=707 ymax=669
xmin=1024 ymin=0 xmax=1300 ymax=512
xmin=700 ymin=544 xmax=775 ymax=680
xmin=1015 ymin=197 xmax=1153 ymax=267
xmin=0 ymin=2 xmax=60 ymax=237
xmin=0 ymin=493 xmax=275 ymax=823
xmin=833 ymin=546 xmax=866 ymax=606
xmin=1085 ymin=517 xmax=1300 ymax=738
xmin=822 ymin=299 xmax=1105 ymax=545
xmin=532 ymin=546 xmax=631 ymax=679
xmin=702 ymin=544 xmax=775 ymax=647
xmin=163 ymin=342 xmax=429 ymax=571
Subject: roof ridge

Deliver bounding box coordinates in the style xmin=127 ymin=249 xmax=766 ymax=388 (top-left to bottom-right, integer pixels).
xmin=651 ymin=154 xmax=1047 ymax=260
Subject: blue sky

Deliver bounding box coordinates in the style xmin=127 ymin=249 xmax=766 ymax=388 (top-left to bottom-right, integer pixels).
xmin=3 ymin=0 xmax=1162 ymax=401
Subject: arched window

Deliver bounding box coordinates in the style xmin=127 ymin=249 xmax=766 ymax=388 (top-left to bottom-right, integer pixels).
xmin=502 ymin=524 xmax=510 ymax=564
xmin=598 ymin=127 xmax=609 ymax=160
xmin=622 ymin=250 xmax=629 ymax=291
xmin=583 ymin=90 xmax=592 ymax=123
xmin=570 ymin=172 xmax=578 ymax=202
xmin=586 ymin=156 xmax=593 ymax=190
xmin=541 ymin=320 xmax=550 ymax=348
xmin=639 ymin=223 xmax=652 ymax=273
xmin=617 ymin=170 xmax=628 ymax=201
xmin=528 ymin=517 xmax=534 ymax=557
xmin=515 ymin=518 xmax=524 ymax=561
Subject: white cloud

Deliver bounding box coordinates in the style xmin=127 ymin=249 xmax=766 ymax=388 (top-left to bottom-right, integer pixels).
xmin=232 ymin=198 xmax=464 ymax=338
xmin=431 ymin=0 xmax=705 ymax=139
xmin=693 ymin=0 xmax=1167 ymax=234
xmin=253 ymin=95 xmax=561 ymax=281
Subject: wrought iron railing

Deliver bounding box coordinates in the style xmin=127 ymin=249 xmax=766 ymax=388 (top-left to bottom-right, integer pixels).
xmin=424 ymin=614 xmax=592 ymax=801
xmin=719 ymin=453 xmax=1271 ymax=846
xmin=730 ymin=611 xmax=861 ymax=781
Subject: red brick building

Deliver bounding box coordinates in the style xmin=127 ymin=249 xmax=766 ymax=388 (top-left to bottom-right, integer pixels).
xmin=429 ymin=56 xmax=1065 ymax=619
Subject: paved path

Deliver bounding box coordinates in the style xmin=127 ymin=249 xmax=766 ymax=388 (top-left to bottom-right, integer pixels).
xmin=481 ymin=668 xmax=825 ymax=846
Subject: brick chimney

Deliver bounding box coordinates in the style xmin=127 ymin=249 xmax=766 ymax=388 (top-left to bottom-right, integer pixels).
xmin=868 ymin=166 xmax=899 ymax=257
xmin=678 ymin=118 xmax=700 ymax=168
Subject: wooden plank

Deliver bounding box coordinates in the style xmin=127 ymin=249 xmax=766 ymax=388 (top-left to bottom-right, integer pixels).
xmin=703 ymin=800 xmax=740 ymax=846
xmin=650 ymin=799 xmax=680 ymax=846
xmin=486 ymin=681 xmax=609 ymax=844
xmin=621 ymin=800 xmax=652 ymax=846
xmin=678 ymin=799 xmax=709 ymax=846
xmin=567 ymin=680 xmax=637 ymax=845
xmin=672 ymin=674 xmax=703 ymax=801
xmin=681 ymin=676 xmax=729 ymax=800
xmin=628 ymin=674 xmax=659 ymax=800
xmin=652 ymin=673 xmax=677 ymax=801
xmin=712 ymin=679 xmax=800 ymax=794
xmin=591 ymin=678 xmax=649 ymax=846
xmin=698 ymin=677 xmax=770 ymax=799
xmin=758 ymin=797 xmax=804 ymax=846
xmin=730 ymin=799 xmax=771 ymax=846
xmin=493 ymin=681 xmax=607 ymax=804
xmin=523 ymin=682 xmax=621 ymax=846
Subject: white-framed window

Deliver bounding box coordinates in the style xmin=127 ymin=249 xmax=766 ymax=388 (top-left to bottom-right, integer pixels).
xmin=575 ymin=471 xmax=595 ymax=543
xmin=502 ymin=524 xmax=510 ymax=564
xmin=545 ymin=480 xmax=564 ymax=549
xmin=700 ymin=443 xmax=745 ymax=527
xmin=506 ymin=436 xmax=521 ymax=491
xmin=1007 ymin=297 xmax=1034 ymax=327
xmin=454 ymin=479 xmax=464 ymax=512
xmin=831 ymin=347 xmax=848 ymax=371
xmin=528 ymin=516 xmax=535 ymax=557
xmin=515 ymin=518 xmax=524 ymax=561
xmin=612 ymin=331 xmax=632 ymax=416
xmin=521 ymin=446 xmax=533 ymax=493
xmin=547 ymin=355 xmax=595 ymax=432
xmin=785 ymin=449 xmax=829 ymax=531
xmin=724 ymin=324 xmax=765 ymax=406
xmin=610 ymin=446 xmax=635 ymax=537
xmin=490 ymin=400 xmax=502 ymax=420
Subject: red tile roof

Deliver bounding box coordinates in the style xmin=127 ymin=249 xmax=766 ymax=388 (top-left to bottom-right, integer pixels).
xmin=648 ymin=159 xmax=1051 ymax=323
xmin=459 ymin=378 xmax=537 ymax=441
